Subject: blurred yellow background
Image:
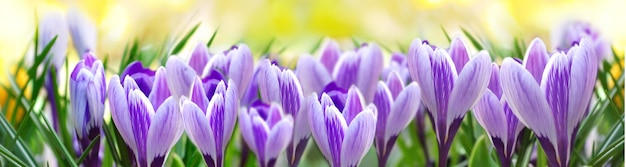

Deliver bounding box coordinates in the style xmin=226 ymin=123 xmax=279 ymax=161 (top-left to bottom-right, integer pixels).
xmin=0 ymin=0 xmax=625 ymax=64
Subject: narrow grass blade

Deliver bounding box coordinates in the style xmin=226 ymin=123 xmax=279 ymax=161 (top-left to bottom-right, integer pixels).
xmin=171 ymin=23 xmax=201 ymax=55
xmin=76 ymin=135 xmax=101 ymax=164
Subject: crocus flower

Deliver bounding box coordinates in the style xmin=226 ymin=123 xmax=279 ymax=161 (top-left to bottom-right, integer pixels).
xmin=257 ymin=59 xmax=308 ymax=166
xmin=39 ymin=11 xmax=69 ymax=131
xmin=189 ymin=42 xmax=212 ymax=75
xmin=181 ymin=77 xmax=238 ymax=167
xmin=67 ymin=8 xmax=97 ymax=56
xmin=204 ymin=44 xmax=254 ymax=98
xmin=373 ymin=72 xmax=421 ymax=167
xmin=239 ymin=102 xmax=294 ymax=167
xmin=70 ymin=52 xmax=105 ymax=166
xmin=472 ymin=63 xmax=523 ymax=167
xmin=165 ymin=56 xmax=198 ymax=99
xmin=500 ymin=38 xmax=597 ymax=167
xmin=108 ymin=67 xmax=184 ymax=167
xmin=308 ymin=86 xmax=377 ymax=167
xmin=381 ymin=53 xmax=410 ymax=82
xmin=552 ymin=21 xmax=610 ymax=62
xmin=407 ymin=37 xmax=492 ymax=167
xmin=296 ymin=41 xmax=383 ymax=103
xmin=121 ymin=61 xmax=156 ymax=95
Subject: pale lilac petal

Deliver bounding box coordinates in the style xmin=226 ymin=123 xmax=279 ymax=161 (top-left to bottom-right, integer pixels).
xmin=356 ymin=44 xmax=384 ymax=102
xmin=340 ymin=108 xmax=377 ymax=167
xmin=296 ymin=55 xmax=332 ymax=94
xmin=149 ymin=67 xmax=171 ymax=109
xmin=408 ymin=39 xmax=445 ymax=120
xmin=385 ymin=72 xmax=405 ymax=99
xmin=373 ymin=81 xmax=392 ymax=155
xmin=239 ymin=108 xmax=257 ymax=153
xmin=251 ymin=116 xmax=270 ymax=163
xmin=258 ymin=59 xmax=281 ymax=103
xmin=321 ymin=39 xmax=341 ymax=72
xmin=566 ymin=39 xmax=597 ymax=141
xmin=85 ymin=66 xmax=105 ymax=134
xmin=279 ymin=70 xmax=304 ymax=116
xmin=523 ymin=38 xmax=550 ymax=83
xmin=189 ymin=77 xmax=209 ymax=113
xmin=488 ymin=63 xmax=502 ymax=98
xmin=324 ymin=106 xmax=348 ymax=167
xmin=67 ymin=8 xmax=97 ymax=55
xmin=127 ymin=89 xmax=156 ymax=165
xmin=266 ymin=103 xmax=284 ymax=128
xmin=107 ymin=76 xmax=136 ymax=151
xmin=448 ymin=36 xmax=470 ymax=71
xmin=472 ymin=90 xmax=507 ymax=139
xmin=333 ymin=51 xmax=360 ymax=89
xmin=385 ymin=83 xmax=421 ymax=140
xmin=222 ymin=80 xmax=239 ymax=145
xmin=38 ymin=11 xmax=69 ymax=69
xmin=70 ymin=68 xmax=93 ymax=137
xmin=307 ymin=93 xmax=333 ymax=162
xmin=147 ymin=97 xmax=183 ymax=166
xmin=319 ymin=93 xmax=335 ymax=112
xmin=342 ymin=86 xmax=365 ymax=124
xmin=264 ymin=117 xmax=294 ymax=163
xmin=500 ymin=58 xmax=556 ymax=144
xmin=189 ymin=42 xmax=211 ymax=75
xmin=166 ymin=56 xmax=197 ymax=99
xmin=181 ymin=100 xmax=217 ymax=160
xmin=447 ymin=51 xmax=492 ymax=125
xmin=228 ymin=44 xmax=254 ymax=98
xmin=207 ymin=93 xmax=226 ymax=152
xmin=293 ymin=91 xmax=311 ymax=141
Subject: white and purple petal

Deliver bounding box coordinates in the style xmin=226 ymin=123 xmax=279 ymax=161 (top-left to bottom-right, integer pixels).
xmin=146 ymin=97 xmax=183 ymax=166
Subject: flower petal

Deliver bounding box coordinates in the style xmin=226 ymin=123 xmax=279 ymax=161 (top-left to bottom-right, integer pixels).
xmin=307 ymin=93 xmax=333 ymax=162
xmin=239 ymin=108 xmax=257 ymax=153
xmin=447 ymin=51 xmax=492 ymax=125
xmin=385 ymin=71 xmax=405 ymax=99
xmin=189 ymin=42 xmax=211 ymax=75
xmin=38 ymin=11 xmax=69 ymax=69
xmin=223 ymin=80 xmax=239 ymax=144
xmin=147 ymin=97 xmax=183 ymax=166
xmin=181 ymin=100 xmax=217 ymax=162
xmin=149 ymin=67 xmax=172 ymax=109
xmin=448 ymin=36 xmax=470 ymax=71
xmin=166 ymin=56 xmax=197 ymax=99
xmin=385 ymin=83 xmax=421 ymax=140
xmin=85 ymin=63 xmax=105 ymax=134
xmin=189 ymin=77 xmax=209 ymax=113
xmin=356 ymin=43 xmax=384 ymax=102
xmin=120 ymin=62 xmax=155 ymax=95
xmin=127 ymin=89 xmax=156 ymax=166
xmin=107 ymin=76 xmax=137 ymax=151
xmin=566 ymin=39 xmax=597 ymax=141
xmin=488 ymin=63 xmax=502 ymax=98
xmin=340 ymin=108 xmax=377 ymax=167
xmin=70 ymin=67 xmax=93 ymax=138
xmin=227 ymin=44 xmax=254 ymax=98
xmin=67 ymin=8 xmax=97 ymax=55
xmin=472 ymin=90 xmax=507 ymax=140
xmin=523 ymin=38 xmax=550 ymax=83
xmin=500 ymin=58 xmax=556 ymax=144
xmin=258 ymin=59 xmax=281 ymax=103
xmin=342 ymin=86 xmax=365 ymax=124
xmin=266 ymin=103 xmax=284 ymax=128
xmin=251 ymin=116 xmax=270 ymax=163
xmin=321 ymin=39 xmax=341 ymax=72
xmin=296 ymin=55 xmax=332 ymax=95
xmin=333 ymin=51 xmax=360 ymax=89
xmin=264 ymin=116 xmax=294 ymax=163
xmin=324 ymin=106 xmax=348 ymax=167
xmin=372 ymin=81 xmax=392 ymax=154
xmin=279 ymin=70 xmax=304 ymax=116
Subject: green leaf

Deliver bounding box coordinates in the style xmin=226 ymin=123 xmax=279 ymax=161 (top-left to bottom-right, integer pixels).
xmin=171 ymin=23 xmax=201 ymax=55
xmin=261 ymin=37 xmax=275 ymax=56
xmin=351 ymin=36 xmax=360 ymax=48
xmin=206 ymin=26 xmax=220 ymax=48
xmin=309 ymin=36 xmax=325 ymax=54
xmin=441 ymin=25 xmax=451 ymax=43
xmin=76 ymin=135 xmax=101 ymax=164
xmin=461 ymin=28 xmax=484 ymax=51
xmin=468 ymin=135 xmax=498 ymax=167
xmin=0 ymin=144 xmax=29 ymax=167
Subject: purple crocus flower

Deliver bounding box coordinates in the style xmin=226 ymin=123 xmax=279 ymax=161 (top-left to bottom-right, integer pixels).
xmin=373 ymin=72 xmax=421 ymax=167
xmin=205 ymin=44 xmax=255 ymax=99
xmin=500 ymin=38 xmax=597 ymax=167
xmin=552 ymin=21 xmax=610 ymax=62
xmin=381 ymin=53 xmax=410 ymax=82
xmin=181 ymin=77 xmax=238 ymax=167
xmin=165 ymin=56 xmax=198 ymax=99
xmin=70 ymin=52 xmax=105 ymax=166
xmin=67 ymin=8 xmax=97 ymax=56
xmin=296 ymin=41 xmax=383 ymax=103
xmin=239 ymin=102 xmax=294 ymax=167
xmin=308 ymin=86 xmax=377 ymax=167
xmin=189 ymin=42 xmax=212 ymax=75
xmin=472 ymin=63 xmax=523 ymax=167
xmin=121 ymin=61 xmax=156 ymax=95
xmin=108 ymin=67 xmax=184 ymax=167
xmin=407 ymin=37 xmax=492 ymax=167
xmin=257 ymin=59 xmax=309 ymax=166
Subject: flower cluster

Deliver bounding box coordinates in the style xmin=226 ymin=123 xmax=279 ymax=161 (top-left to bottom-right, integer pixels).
xmin=67 ymin=34 xmax=599 ymax=167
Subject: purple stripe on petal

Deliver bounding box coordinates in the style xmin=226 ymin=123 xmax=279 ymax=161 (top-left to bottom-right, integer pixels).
xmin=181 ymin=100 xmax=217 ymax=165
xmin=447 ymin=51 xmax=492 ymax=124
xmin=324 ymin=106 xmax=348 ymax=167
xmin=121 ymin=61 xmax=155 ymax=95
xmin=523 ymin=38 xmax=550 ymax=83
xmin=448 ymin=36 xmax=470 ymax=71
xmin=296 ymin=55 xmax=332 ymax=95
xmin=333 ymin=51 xmax=360 ymax=89
xmin=148 ymin=67 xmax=171 ymax=109
xmin=251 ymin=116 xmax=270 ymax=165
xmin=108 ymin=76 xmax=137 ymax=151
xmin=147 ymin=97 xmax=183 ymax=166
xmin=279 ymin=70 xmax=304 ymax=116
xmin=373 ymin=82 xmax=392 ymax=156
xmin=342 ymin=86 xmax=365 ymax=124
xmin=500 ymin=58 xmax=556 ymax=143
xmin=340 ymin=108 xmax=376 ymax=167
xmin=308 ymin=93 xmax=333 ymax=163
xmin=208 ymin=94 xmax=226 ymax=158
xmin=127 ymin=89 xmax=155 ymax=167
